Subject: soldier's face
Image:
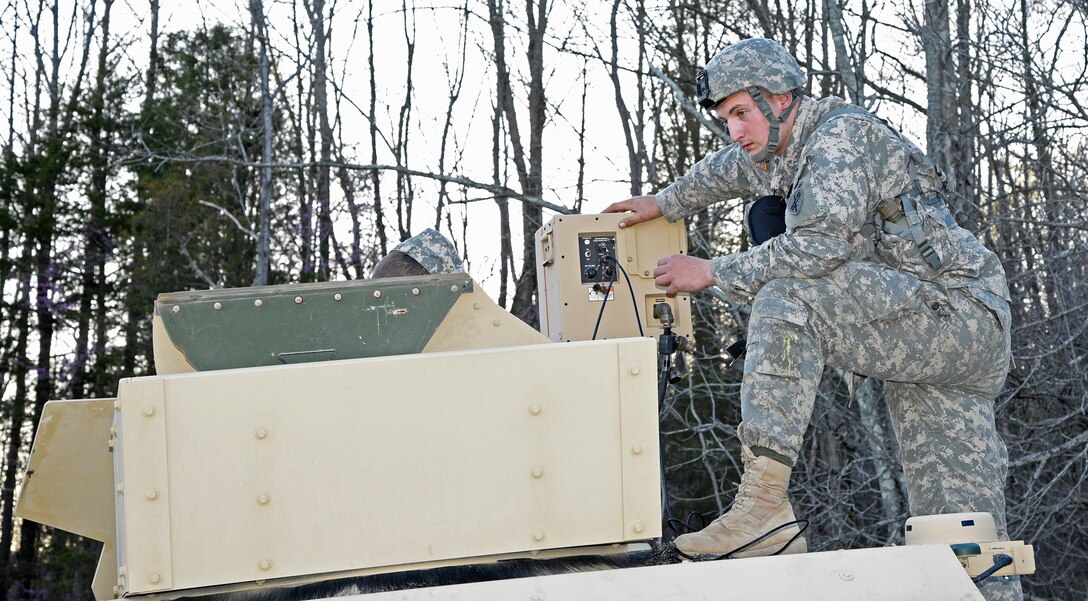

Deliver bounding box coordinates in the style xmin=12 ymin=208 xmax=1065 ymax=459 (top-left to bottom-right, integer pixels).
xmin=716 ymin=90 xmax=794 ymax=158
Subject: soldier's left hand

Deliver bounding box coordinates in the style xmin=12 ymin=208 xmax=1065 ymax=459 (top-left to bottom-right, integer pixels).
xmin=653 ymin=255 xmax=714 ymax=295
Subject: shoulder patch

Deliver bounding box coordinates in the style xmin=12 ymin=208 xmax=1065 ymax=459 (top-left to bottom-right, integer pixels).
xmin=754 ymin=161 xmax=769 ymax=171
xmin=787 ymin=188 xmax=803 ymax=215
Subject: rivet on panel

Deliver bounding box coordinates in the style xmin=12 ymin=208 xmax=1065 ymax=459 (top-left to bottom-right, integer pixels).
xmin=633 ymin=521 xmax=644 ymax=534
xmin=116 ymin=485 xmax=124 ymax=495
xmin=213 ymin=302 xmax=223 ymax=311
xmin=171 ymin=304 xmax=181 ymax=314
xmin=257 ymin=494 xmax=270 ymax=505
xmin=628 ymin=366 xmax=641 ymax=376
xmin=450 ymin=285 xmax=460 ymax=293
xmin=530 ymin=596 xmax=542 ymax=601
xmin=254 ymin=427 xmax=269 ymax=440
xmin=529 ymin=404 xmax=542 ymax=416
xmin=114 ymin=400 xmax=121 ymax=412
xmin=145 ymin=488 xmax=159 ymax=501
xmin=254 ymin=299 xmax=264 ymax=308
xmin=411 ymin=288 xmax=421 ymax=296
xmin=531 ymin=467 xmax=544 ymax=478
xmin=473 ymin=303 xmax=481 ymax=310
xmin=631 ymin=444 xmax=643 ymax=455
xmin=334 ymin=292 xmax=344 ymax=301
xmin=839 ymin=571 xmax=854 ymax=582
xmin=148 ymin=573 xmax=161 ymax=585
xmin=259 ymin=559 xmax=273 ymax=571
xmin=532 ymin=529 xmax=546 ymax=542
xmin=293 ymin=295 xmax=304 ymax=305
xmin=643 ymin=271 xmax=651 ymax=277
xmin=373 ymin=290 xmax=383 ymax=299
xmin=493 ymin=320 xmax=501 ymax=327
xmin=142 ymin=406 xmax=155 ymax=417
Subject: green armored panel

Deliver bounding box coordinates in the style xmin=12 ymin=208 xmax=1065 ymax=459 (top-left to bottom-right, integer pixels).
xmin=153 ymin=274 xmax=471 ymax=372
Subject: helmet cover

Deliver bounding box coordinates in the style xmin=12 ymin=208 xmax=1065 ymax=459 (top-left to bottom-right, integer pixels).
xmin=697 ymin=38 xmax=806 ymax=109
xmin=393 ymin=228 xmax=465 ymax=274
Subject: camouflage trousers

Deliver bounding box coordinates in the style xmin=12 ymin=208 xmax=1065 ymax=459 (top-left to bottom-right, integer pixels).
xmin=737 ymin=260 xmax=1020 ymax=601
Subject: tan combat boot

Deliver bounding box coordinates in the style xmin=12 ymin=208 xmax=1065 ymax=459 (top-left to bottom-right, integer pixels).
xmin=674 ymin=446 xmax=807 ymax=559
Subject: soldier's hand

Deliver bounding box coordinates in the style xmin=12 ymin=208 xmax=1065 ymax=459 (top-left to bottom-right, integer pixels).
xmin=602 ymin=195 xmax=663 ymax=229
xmin=653 ymin=255 xmax=714 ymax=295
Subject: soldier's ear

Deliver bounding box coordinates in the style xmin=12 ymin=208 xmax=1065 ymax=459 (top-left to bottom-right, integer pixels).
xmin=773 ymin=91 xmax=794 ymax=113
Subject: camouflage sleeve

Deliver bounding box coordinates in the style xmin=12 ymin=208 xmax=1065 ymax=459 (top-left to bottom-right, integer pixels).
xmin=709 ymin=118 xmax=872 ymax=300
xmin=654 ymin=144 xmax=770 ymax=222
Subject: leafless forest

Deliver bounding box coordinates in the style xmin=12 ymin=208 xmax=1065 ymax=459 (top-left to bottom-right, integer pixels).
xmin=0 ymin=0 xmax=1085 ymax=599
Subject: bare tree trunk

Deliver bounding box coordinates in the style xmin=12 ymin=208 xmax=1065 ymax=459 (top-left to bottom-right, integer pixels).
xmin=123 ymin=0 xmax=158 ymax=377
xmin=826 ymin=0 xmax=861 ymax=103
xmin=487 ymin=0 xmax=534 ymax=318
xmin=921 ymin=0 xmax=956 ymax=176
xmin=434 ymin=1 xmax=468 ymax=230
xmin=367 ymin=0 xmax=387 ymax=256
xmin=18 ymin=0 xmax=96 ymax=573
xmin=394 ymin=0 xmax=417 ymax=241
xmin=0 ymin=235 xmax=34 ymax=601
xmin=492 ymin=91 xmax=512 ymax=308
xmin=0 ymin=7 xmax=18 ymax=303
xmin=575 ymin=58 xmax=587 ymax=214
xmin=510 ymin=0 xmax=548 ymax=325
xmin=1019 ymin=0 xmax=1062 ymax=319
xmin=335 ymin=150 xmax=365 ymax=278
xmin=819 ymin=2 xmax=831 ymax=97
xmin=853 ymin=377 xmax=905 ymax=541
xmin=609 ymin=0 xmax=642 ymax=196
xmin=251 ymin=0 xmax=273 ymax=285
xmin=306 ymin=0 xmax=333 ymax=280
xmin=952 ymin=0 xmax=979 ymax=229
xmin=71 ymin=0 xmax=114 ymax=399
xmin=292 ymin=0 xmax=314 ymax=282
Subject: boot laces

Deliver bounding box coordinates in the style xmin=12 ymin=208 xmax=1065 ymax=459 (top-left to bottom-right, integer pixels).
xmin=725 ymin=455 xmax=760 ymax=513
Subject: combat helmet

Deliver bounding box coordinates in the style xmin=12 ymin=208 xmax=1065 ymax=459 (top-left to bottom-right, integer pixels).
xmin=696 ymin=38 xmax=806 ymax=162
xmin=394 ymin=228 xmax=465 ymax=274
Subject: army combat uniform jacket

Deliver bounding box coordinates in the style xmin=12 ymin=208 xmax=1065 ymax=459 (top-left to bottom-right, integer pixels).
xmin=654 ymin=96 xmax=1020 ymax=601
xmin=656 ymin=96 xmax=1009 ymax=315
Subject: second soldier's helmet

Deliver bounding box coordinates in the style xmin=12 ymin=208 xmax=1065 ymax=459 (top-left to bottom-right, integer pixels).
xmin=696 ymin=38 xmax=806 ymax=110
xmin=393 ymin=228 xmax=465 ymax=275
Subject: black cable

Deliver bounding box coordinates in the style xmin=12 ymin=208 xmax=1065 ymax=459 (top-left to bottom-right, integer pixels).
xmin=658 ymin=352 xmax=676 ymax=525
xmin=667 ymin=512 xmax=708 ymax=537
xmin=590 ymin=268 xmax=617 ymax=341
xmin=604 ymin=256 xmax=644 ymax=337
xmin=972 ymin=554 xmax=1014 ymax=584
xmin=673 ymin=519 xmax=810 ymax=561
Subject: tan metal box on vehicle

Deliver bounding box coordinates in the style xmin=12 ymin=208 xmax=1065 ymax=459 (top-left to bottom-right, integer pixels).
xmin=535 ymin=214 xmax=692 ymax=343
xmin=20 ymin=335 xmax=661 ymax=599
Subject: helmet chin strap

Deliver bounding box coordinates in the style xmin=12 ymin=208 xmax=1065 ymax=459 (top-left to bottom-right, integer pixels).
xmin=747 ymin=87 xmax=801 ymax=163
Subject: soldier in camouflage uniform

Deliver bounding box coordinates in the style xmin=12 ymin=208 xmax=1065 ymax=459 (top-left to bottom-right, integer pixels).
xmin=372 ymin=228 xmax=465 ymax=277
xmin=605 ymin=38 xmax=1019 ymax=600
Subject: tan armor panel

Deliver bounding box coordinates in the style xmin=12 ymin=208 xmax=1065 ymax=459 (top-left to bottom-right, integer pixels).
xmin=108 ymin=337 xmax=660 ymax=597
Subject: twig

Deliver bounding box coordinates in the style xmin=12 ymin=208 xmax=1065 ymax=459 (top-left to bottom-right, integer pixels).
xmin=119 ymin=152 xmax=575 ymax=215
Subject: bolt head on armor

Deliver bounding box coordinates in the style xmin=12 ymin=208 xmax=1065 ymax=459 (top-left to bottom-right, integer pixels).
xmin=697 ymin=38 xmax=806 ymax=109
xmin=393 ymin=228 xmax=466 ymax=275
